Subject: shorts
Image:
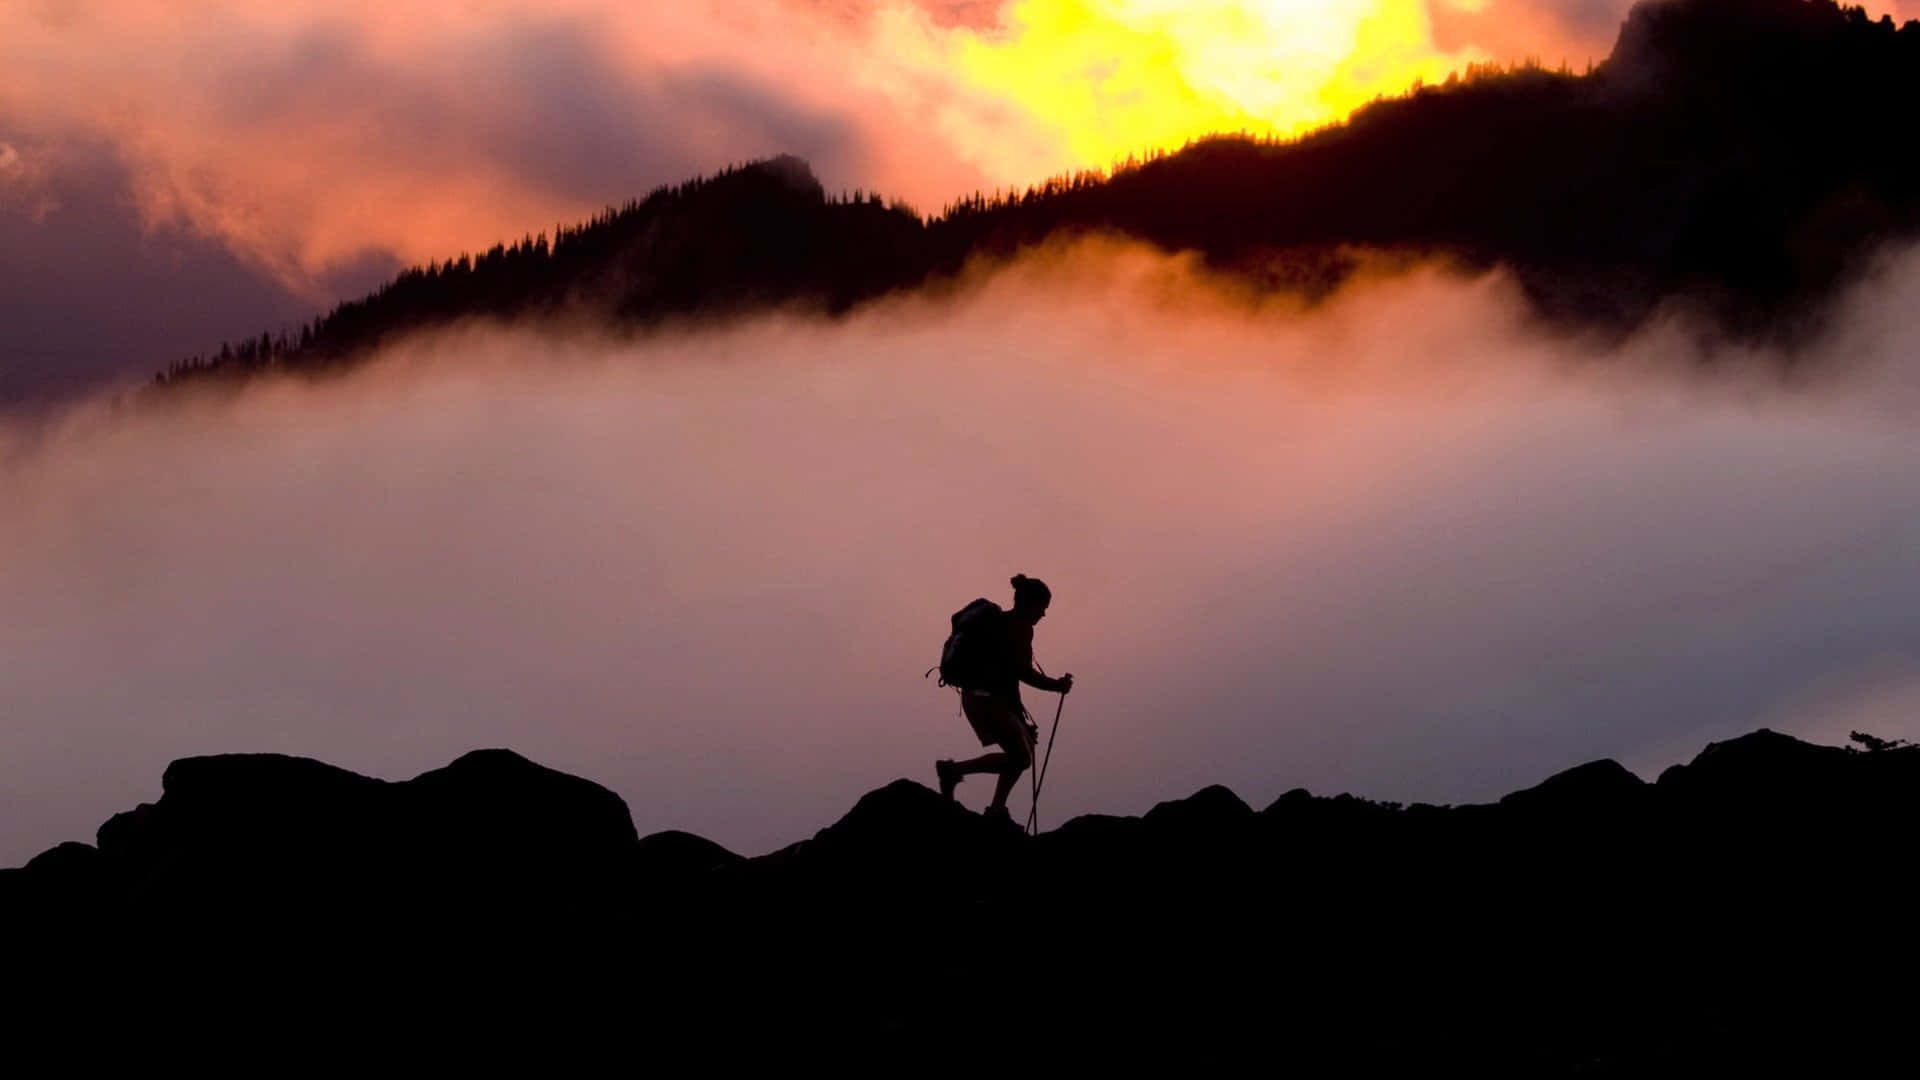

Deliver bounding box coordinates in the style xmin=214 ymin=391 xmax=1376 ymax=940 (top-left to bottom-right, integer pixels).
xmin=960 ymin=690 xmax=1033 ymax=758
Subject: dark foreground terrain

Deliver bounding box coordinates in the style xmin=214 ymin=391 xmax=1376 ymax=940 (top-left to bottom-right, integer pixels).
xmin=6 ymin=728 xmax=1916 ymax=1070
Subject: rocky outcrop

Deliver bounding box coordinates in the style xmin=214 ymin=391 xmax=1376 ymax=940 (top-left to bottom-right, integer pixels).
xmin=24 ymin=748 xmax=644 ymax=928
xmin=4 ymin=728 xmax=1916 ymax=1068
xmin=1499 ymin=757 xmax=1648 ymax=812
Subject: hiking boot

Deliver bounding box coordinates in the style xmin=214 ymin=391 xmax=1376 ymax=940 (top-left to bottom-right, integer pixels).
xmin=936 ymin=760 xmax=960 ymax=800
xmin=982 ymin=804 xmax=1018 ymax=831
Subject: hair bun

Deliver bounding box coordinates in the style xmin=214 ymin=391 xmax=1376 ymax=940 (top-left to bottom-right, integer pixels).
xmin=1010 ymin=573 xmax=1054 ymax=605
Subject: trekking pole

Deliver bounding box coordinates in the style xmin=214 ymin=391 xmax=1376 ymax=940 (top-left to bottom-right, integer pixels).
xmin=1026 ymin=705 xmax=1040 ymax=830
xmin=1027 ymin=692 xmax=1066 ymax=836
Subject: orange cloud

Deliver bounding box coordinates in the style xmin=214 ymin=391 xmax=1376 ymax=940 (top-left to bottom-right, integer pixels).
xmin=10 ymin=1 xmax=1912 ymax=305
xmin=0 ymin=2 xmax=1019 ymax=296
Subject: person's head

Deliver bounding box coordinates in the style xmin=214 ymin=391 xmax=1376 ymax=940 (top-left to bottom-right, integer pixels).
xmin=1010 ymin=573 xmax=1053 ymax=624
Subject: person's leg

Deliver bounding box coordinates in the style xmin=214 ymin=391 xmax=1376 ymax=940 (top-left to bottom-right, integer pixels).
xmin=951 ymin=752 xmax=1007 ymax=775
xmin=946 ymin=693 xmax=1011 ymax=784
xmin=987 ymin=731 xmax=1033 ymax=810
xmin=947 ymin=694 xmax=1031 ymax=811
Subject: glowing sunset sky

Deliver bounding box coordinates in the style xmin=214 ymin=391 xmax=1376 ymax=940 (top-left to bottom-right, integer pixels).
xmin=3 ymin=1 xmax=1902 ymax=291
xmin=3 ymin=0 xmax=1916 ymax=401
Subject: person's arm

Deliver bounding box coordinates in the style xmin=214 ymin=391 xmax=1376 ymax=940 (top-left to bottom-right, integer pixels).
xmin=1018 ymin=663 xmax=1072 ymax=694
xmin=1009 ymin=622 xmax=1072 ymax=693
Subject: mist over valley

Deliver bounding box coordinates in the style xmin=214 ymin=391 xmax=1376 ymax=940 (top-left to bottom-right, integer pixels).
xmin=7 ymin=237 xmax=1920 ymax=867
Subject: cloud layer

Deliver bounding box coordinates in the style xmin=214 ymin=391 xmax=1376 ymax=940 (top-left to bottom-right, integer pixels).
xmin=0 ymin=2 xmax=1065 ymax=293
xmin=0 ymin=132 xmax=327 ymax=407
xmin=6 ymin=239 xmax=1920 ymax=867
xmin=7 ymin=0 xmax=1916 ymax=401
xmin=25 ymin=0 xmax=1911 ymax=291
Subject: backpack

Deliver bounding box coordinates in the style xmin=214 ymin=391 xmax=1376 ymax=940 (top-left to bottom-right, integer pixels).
xmin=931 ymin=598 xmax=1003 ymax=689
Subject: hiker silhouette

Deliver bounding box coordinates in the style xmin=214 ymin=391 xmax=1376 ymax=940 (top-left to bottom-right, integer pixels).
xmin=935 ymin=574 xmax=1073 ymax=824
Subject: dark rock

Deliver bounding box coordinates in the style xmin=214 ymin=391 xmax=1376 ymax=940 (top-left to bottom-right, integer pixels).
xmin=774 ymin=779 xmax=1020 ymax=875
xmin=1651 ymin=729 xmax=1920 ymax=863
xmin=1260 ymin=788 xmax=1403 ymax=829
xmin=25 ymin=840 xmax=102 ymax=875
xmin=1142 ymin=784 xmax=1254 ymax=832
xmin=635 ymin=830 xmax=743 ymax=877
xmin=1655 ymin=728 xmax=1852 ymax=795
xmin=163 ymin=751 xmax=384 ymax=804
xmin=5 ymin=842 xmax=111 ymax=924
xmin=399 ymin=747 xmax=639 ymax=875
xmin=1263 ymin=787 xmax=1314 ymax=812
xmin=1499 ymin=758 xmax=1647 ymax=812
xmin=51 ymin=748 xmax=641 ymax=929
xmin=11 ymin=718 xmax=1920 ymax=1066
xmin=95 ymin=801 xmax=159 ymax=858
xmin=146 ymin=752 xmax=390 ymax=856
xmin=1034 ymin=813 xmax=1145 ymax=877
xmin=1046 ymin=812 xmax=1141 ymax=846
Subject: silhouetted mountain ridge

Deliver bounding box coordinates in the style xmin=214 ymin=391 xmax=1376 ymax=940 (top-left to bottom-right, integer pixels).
xmin=6 ymin=726 xmax=1917 ymax=1067
xmin=156 ymin=0 xmax=1920 ymax=389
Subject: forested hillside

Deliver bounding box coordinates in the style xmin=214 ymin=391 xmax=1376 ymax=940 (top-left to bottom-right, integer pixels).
xmin=157 ymin=0 xmax=1920 ymax=387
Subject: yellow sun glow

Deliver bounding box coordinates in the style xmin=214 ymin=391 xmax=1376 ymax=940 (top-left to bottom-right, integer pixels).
xmin=952 ymin=0 xmax=1482 ymax=171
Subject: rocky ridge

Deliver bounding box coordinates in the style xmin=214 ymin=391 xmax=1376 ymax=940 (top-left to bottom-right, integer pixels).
xmin=5 ymin=728 xmax=1915 ymax=1069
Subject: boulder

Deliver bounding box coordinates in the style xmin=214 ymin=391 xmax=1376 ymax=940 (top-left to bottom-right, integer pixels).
xmin=1655 ymin=729 xmax=1851 ymax=798
xmin=774 ymin=779 xmax=1021 ymax=876
xmin=1499 ymin=758 xmax=1647 ymax=813
xmin=635 ymin=830 xmax=744 ymax=878
xmin=398 ymin=748 xmax=639 ymax=880
xmin=1143 ymin=784 xmax=1254 ymax=831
